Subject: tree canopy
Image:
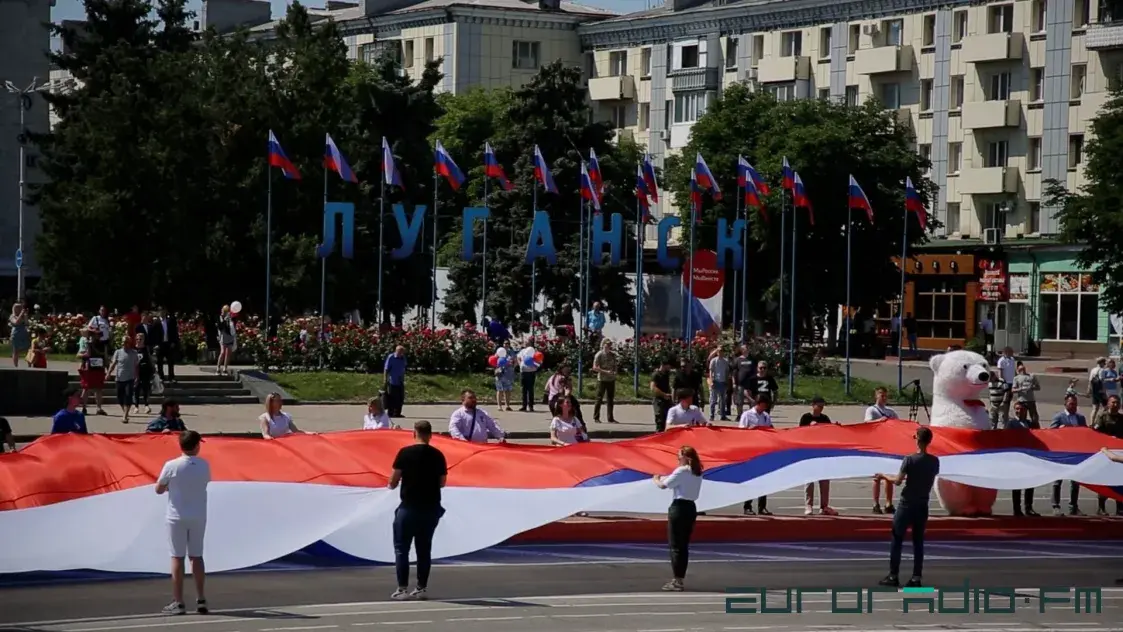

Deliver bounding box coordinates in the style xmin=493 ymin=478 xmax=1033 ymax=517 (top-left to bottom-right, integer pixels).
xmin=1045 ymin=88 xmax=1123 ymax=315
xmin=663 ymin=84 xmax=936 ymax=333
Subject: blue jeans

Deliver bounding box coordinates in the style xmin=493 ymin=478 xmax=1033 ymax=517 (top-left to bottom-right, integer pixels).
xmin=393 ymin=505 xmax=443 ymax=589
xmin=709 ymin=382 xmax=727 ymax=418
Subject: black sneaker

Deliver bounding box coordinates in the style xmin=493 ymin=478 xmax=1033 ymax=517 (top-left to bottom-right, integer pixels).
xmin=196 ymin=600 xmax=209 ymax=614
xmin=873 ymin=504 xmax=884 ymax=515
xmin=1026 ymin=508 xmax=1039 ymax=517
xmin=1013 ymin=509 xmax=1025 ymax=518
xmin=1069 ymin=507 xmax=1084 ymax=517
xmin=162 ymin=601 xmax=186 ymax=615
xmin=758 ymin=508 xmax=773 ymax=516
xmin=743 ymin=506 xmax=755 ymax=516
xmin=884 ymin=504 xmax=896 ymax=514
xmin=878 ymin=575 xmax=899 ymax=587
xmin=905 ymin=577 xmax=923 ymax=588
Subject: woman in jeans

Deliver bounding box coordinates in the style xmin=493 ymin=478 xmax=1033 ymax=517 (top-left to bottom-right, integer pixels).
xmin=653 ymin=445 xmax=703 ymax=592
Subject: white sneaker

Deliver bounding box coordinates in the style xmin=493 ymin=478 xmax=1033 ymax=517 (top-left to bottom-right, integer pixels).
xmin=162 ymin=601 xmax=186 ymax=615
xmin=390 ymin=588 xmax=412 ymax=601
xmin=661 ymin=579 xmax=684 ymax=591
xmin=804 ymin=507 xmax=814 ymax=515
xmin=410 ymin=588 xmax=428 ymax=601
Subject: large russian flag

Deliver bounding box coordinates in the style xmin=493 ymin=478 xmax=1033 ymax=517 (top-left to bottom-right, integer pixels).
xmin=0 ymin=422 xmax=1121 ymax=574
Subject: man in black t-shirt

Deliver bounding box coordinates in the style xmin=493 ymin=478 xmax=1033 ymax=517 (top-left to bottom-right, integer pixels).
xmin=875 ymin=426 xmax=940 ymax=588
xmin=389 ymin=421 xmax=448 ymax=601
xmin=732 ymin=347 xmax=755 ymax=418
xmin=743 ymin=361 xmax=779 ymax=412
xmin=673 ymin=359 xmax=703 ymax=408
xmin=0 ymin=417 xmax=14 ymax=452
xmin=650 ymin=357 xmax=675 ymax=432
xmin=799 ymin=397 xmax=836 ymax=515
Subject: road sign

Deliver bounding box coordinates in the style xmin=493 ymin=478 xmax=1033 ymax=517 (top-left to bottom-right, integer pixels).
xmin=14 ymin=249 xmax=22 ymax=269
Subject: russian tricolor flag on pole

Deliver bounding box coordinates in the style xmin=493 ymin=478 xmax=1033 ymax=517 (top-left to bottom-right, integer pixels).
xmin=635 ymin=164 xmax=652 ymax=223
xmin=484 ymin=142 xmax=513 ymax=191
xmin=580 ymin=161 xmax=601 ymax=213
xmin=793 ymin=172 xmax=814 ymax=225
xmin=848 ymin=175 xmax=875 ymax=223
xmin=694 ymin=153 xmax=722 ymax=201
xmin=268 ymin=131 xmax=301 ymax=180
xmin=533 ymin=145 xmax=558 ymax=194
xmin=324 ymin=134 xmax=357 ymax=183
xmin=738 ymin=156 xmax=770 ymax=196
xmin=641 ymin=155 xmax=659 ymax=203
xmin=781 ymin=157 xmax=795 ymax=191
xmin=906 ymin=177 xmax=928 ymax=230
xmin=744 ymin=177 xmax=766 ymax=222
xmin=588 ymin=149 xmax=604 ymax=197
xmin=434 ymin=141 xmax=466 ymax=191
xmin=382 ymin=137 xmax=404 ymax=189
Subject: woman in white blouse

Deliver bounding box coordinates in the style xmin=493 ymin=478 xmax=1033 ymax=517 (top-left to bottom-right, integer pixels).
xmin=363 ymin=396 xmax=396 ymax=430
xmin=549 ymin=395 xmax=587 ymax=446
xmin=259 ymin=392 xmax=310 ymax=439
xmin=653 ymin=445 xmax=704 ymax=591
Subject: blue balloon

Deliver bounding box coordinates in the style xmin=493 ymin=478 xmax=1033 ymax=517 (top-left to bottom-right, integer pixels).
xmin=523 ymin=355 xmax=536 ymax=368
xmin=497 ymin=356 xmax=509 ymax=368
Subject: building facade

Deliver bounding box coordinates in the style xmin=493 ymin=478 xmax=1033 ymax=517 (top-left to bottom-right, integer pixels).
xmin=578 ymin=0 xmax=1122 ymax=357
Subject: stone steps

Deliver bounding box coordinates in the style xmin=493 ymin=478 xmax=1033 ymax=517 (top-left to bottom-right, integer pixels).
xmin=68 ymin=372 xmax=256 ymax=406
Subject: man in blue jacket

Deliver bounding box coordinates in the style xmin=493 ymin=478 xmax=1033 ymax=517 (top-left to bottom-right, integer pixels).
xmin=51 ymin=388 xmax=89 ymax=434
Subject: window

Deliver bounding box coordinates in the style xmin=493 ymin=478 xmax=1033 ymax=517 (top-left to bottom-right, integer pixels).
xmin=781 ymin=31 xmax=803 ymax=57
xmin=1028 ymin=201 xmax=1041 ymax=233
xmin=987 ymin=140 xmax=1009 ymax=167
xmin=725 ymin=38 xmax=738 ymax=68
xmin=673 ymin=91 xmax=708 ymax=123
xmin=1075 ymin=0 xmax=1090 ymax=27
xmin=913 ymin=277 xmax=969 ymax=339
xmin=949 ymin=142 xmax=962 ymax=173
xmin=880 ymin=82 xmax=901 ymax=109
xmin=1072 ymin=64 xmax=1087 ymax=99
xmin=403 ymin=40 xmax=414 ymax=68
xmin=946 ymin=202 xmax=961 ymax=234
xmin=611 ymin=105 xmax=627 ymax=129
xmin=640 ymin=103 xmax=650 ymax=130
xmin=664 ymin=99 xmax=673 ymax=130
xmin=919 ymin=143 xmax=932 ymax=174
xmin=512 ymin=41 xmax=540 ymax=69
xmin=885 ymin=19 xmax=904 ymax=46
xmin=609 ymin=50 xmax=628 ymax=76
xmin=819 ymin=27 xmax=832 ymax=58
xmin=989 ymin=4 xmax=1014 ymax=33
xmin=953 ymin=11 xmax=968 ymax=42
xmin=1031 ymin=68 xmax=1044 ymax=101
xmin=359 ymin=43 xmax=376 ymax=64
xmin=1069 ymin=134 xmax=1084 ymax=168
xmin=951 ymin=75 xmax=964 ymax=108
xmin=752 ymin=35 xmax=764 ymax=64
xmin=767 ymin=83 xmax=796 ymax=101
xmin=641 ymin=47 xmax=652 ymax=77
xmin=1033 ymin=0 xmax=1047 ymax=32
xmin=989 ymin=72 xmax=1012 ymax=100
xmin=1040 ymin=273 xmax=1099 ymax=341
xmin=983 ymin=202 xmax=1006 ymax=230
xmin=424 ymin=38 xmax=434 ymax=62
xmin=921 ymin=79 xmax=933 ymax=111
xmin=848 ymin=24 xmax=860 ymax=54
xmin=1028 ymin=137 xmax=1042 ymax=170
xmin=680 ymin=44 xmax=700 ymax=69
xmin=845 ymin=85 xmax=859 ymax=106
xmin=818 ymin=87 xmax=831 ymax=100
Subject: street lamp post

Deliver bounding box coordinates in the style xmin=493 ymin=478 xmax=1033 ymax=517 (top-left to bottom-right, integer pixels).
xmin=5 ymin=77 xmax=56 ymax=301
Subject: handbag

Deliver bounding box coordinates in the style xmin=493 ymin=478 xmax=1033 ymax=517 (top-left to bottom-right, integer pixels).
xmin=152 ymin=374 xmax=165 ymax=395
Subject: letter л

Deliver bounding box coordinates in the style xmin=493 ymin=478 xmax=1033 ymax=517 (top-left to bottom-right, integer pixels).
xmin=391 ymin=204 xmax=427 ymax=260
xmin=317 ymin=202 xmax=355 ymax=259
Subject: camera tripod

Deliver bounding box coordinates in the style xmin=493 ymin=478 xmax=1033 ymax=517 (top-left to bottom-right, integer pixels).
xmin=903 ymin=379 xmax=931 ymax=423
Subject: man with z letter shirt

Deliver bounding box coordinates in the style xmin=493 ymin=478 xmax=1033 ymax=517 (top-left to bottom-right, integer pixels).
xmin=389 ymin=421 xmax=448 ymax=601
xmin=156 ymin=430 xmax=211 ymax=615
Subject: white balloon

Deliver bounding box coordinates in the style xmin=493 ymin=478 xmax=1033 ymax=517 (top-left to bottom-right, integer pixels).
xmin=495 ymin=348 xmax=508 ymax=358
xmin=231 ymin=301 xmax=243 ymax=314
xmin=527 ymin=347 xmax=536 ymax=355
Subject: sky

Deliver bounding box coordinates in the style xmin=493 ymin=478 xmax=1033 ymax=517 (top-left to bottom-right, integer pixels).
xmin=51 ymin=0 xmax=656 ymax=25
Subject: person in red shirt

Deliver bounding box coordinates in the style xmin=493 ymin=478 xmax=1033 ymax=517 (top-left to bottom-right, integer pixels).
xmin=123 ymin=305 xmax=143 ymax=332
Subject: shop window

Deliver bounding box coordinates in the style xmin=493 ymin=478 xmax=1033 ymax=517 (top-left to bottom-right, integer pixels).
xmin=914 ymin=278 xmax=968 ymax=340
xmin=1039 ymin=273 xmax=1099 ymax=341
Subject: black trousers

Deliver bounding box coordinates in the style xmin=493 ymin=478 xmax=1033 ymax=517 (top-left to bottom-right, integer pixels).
xmin=1012 ymin=488 xmax=1035 ymax=511
xmin=668 ymin=499 xmax=697 ymax=579
xmin=889 ymin=503 xmax=928 ymax=578
xmin=1052 ymin=480 xmax=1080 ymax=509
xmin=115 ymin=380 xmax=135 ymax=408
xmin=743 ymin=496 xmax=768 ymax=512
xmin=520 ymin=371 xmax=537 ymax=410
xmin=135 ymin=375 xmax=152 ymax=407
xmin=386 ymin=383 xmax=405 ymax=417
xmin=393 ymin=505 xmax=443 ymax=589
xmin=156 ymin=343 xmax=176 ymax=380
xmin=594 ymin=381 xmax=616 ymax=421
xmin=653 ymin=398 xmax=671 ymax=432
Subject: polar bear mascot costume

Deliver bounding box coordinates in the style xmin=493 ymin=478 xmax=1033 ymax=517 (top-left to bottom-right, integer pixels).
xmin=928 ymin=349 xmax=999 ymax=516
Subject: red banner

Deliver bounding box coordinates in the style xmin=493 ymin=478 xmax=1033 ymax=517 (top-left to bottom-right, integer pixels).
xmin=977 ymin=258 xmax=1008 ymax=301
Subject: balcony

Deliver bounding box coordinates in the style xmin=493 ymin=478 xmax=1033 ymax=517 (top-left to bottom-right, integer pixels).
xmin=1087 ymin=22 xmax=1123 ymax=50
xmin=588 ymin=75 xmax=636 ymax=101
xmin=960 ymin=32 xmax=1023 ymax=63
xmin=756 ymin=55 xmax=810 ymax=83
xmin=669 ymin=66 xmax=720 ymax=92
xmin=892 ymin=107 xmax=912 ymax=126
xmin=855 ymin=45 xmax=913 ymax=75
xmin=962 ymin=99 xmax=1021 ymax=129
xmin=959 ymin=166 xmax=1019 ymax=195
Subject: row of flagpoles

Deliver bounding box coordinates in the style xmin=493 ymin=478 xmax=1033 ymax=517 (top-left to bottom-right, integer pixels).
xmin=266 ymin=131 xmax=928 ymax=396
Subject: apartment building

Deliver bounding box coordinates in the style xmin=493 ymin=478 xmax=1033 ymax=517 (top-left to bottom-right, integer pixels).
xmin=578 ymin=0 xmax=1123 ymax=357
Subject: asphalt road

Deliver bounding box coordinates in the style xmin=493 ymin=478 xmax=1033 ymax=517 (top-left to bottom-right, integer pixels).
xmin=3 ymin=540 xmax=1120 ymax=631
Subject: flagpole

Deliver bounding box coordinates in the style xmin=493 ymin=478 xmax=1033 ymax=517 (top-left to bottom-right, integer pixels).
xmin=320 ymin=165 xmax=328 ymax=343
xmin=378 ymin=177 xmax=385 ymax=327
xmin=788 ymin=204 xmax=797 ymax=398
xmin=577 ymin=196 xmax=586 ymax=393
xmin=482 ymin=176 xmax=489 ymax=324
xmin=531 ymin=185 xmax=538 ymax=337
xmin=686 ymin=200 xmax=696 ymax=346
xmin=634 ymin=200 xmax=642 ymax=397
xmin=778 ymin=190 xmax=787 ymax=340
xmin=733 ymin=182 xmax=742 ymax=341
xmin=431 ymin=173 xmax=439 ymax=330
xmin=844 ymin=207 xmax=853 ymax=396
xmin=265 ymin=149 xmax=272 ymax=342
xmin=740 ymin=191 xmax=749 ymax=344
xmin=897 ymin=202 xmax=907 ymax=392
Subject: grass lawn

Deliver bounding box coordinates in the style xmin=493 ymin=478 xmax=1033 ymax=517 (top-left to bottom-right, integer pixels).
xmin=272 ymin=371 xmax=899 ymax=405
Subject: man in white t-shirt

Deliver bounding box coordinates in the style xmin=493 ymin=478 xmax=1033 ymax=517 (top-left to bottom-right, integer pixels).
xmin=863 ymin=387 xmax=899 ymax=514
xmin=156 ymin=430 xmax=212 ymax=615
xmin=665 ymin=388 xmax=708 ymax=428
xmin=738 ymin=394 xmax=773 ymax=515
xmin=516 ymin=343 xmax=541 ymax=413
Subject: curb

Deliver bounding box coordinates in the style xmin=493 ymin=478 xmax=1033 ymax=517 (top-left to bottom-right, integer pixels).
xmin=286 ymin=398 xmax=900 ymax=406
xmin=11 ymin=429 xmax=651 ymax=443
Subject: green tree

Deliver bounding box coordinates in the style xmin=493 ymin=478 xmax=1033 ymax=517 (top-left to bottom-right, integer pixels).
xmin=437 ymin=62 xmax=642 ymax=333
xmin=663 ymin=85 xmax=935 ymax=338
xmin=1044 ymin=90 xmax=1123 ymax=315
